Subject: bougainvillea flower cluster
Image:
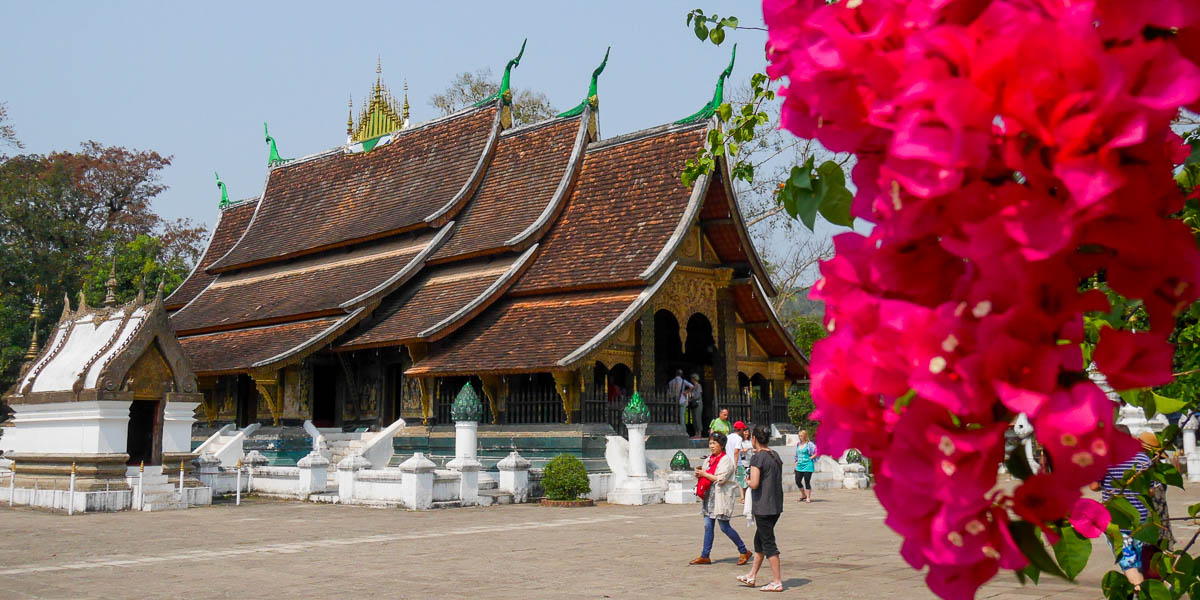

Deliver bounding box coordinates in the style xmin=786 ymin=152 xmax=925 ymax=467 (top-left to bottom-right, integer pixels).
xmin=764 ymin=1 xmax=1200 ymax=597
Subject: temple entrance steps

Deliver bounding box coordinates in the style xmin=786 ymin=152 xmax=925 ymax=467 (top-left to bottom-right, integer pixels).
xmin=477 ymin=479 xmax=513 ymax=506
xmin=194 ymin=423 xmax=261 ymax=468
xmin=127 ymin=467 xmax=187 ymax=512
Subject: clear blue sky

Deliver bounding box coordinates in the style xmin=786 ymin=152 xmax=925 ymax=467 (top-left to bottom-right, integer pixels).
xmin=1 ymin=1 xmax=766 ymax=232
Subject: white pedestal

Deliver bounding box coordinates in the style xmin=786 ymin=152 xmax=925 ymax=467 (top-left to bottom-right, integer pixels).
xmin=162 ymin=401 xmax=200 ymax=453
xmin=0 ymin=401 xmax=131 ymax=454
xmin=664 ymin=471 xmax=697 ymax=504
xmin=297 ymin=451 xmax=330 ymax=494
xmin=607 ymin=423 xmax=664 ymax=505
xmin=336 ymin=454 xmax=371 ymax=501
xmin=497 ymin=451 xmax=531 ymax=503
xmin=399 ymin=453 xmax=436 ymax=510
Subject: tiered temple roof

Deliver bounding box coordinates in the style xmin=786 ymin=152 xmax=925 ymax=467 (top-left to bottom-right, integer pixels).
xmin=168 ymin=61 xmax=807 ymax=383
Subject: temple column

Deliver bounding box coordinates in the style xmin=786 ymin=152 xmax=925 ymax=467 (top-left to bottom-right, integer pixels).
xmin=405 ymin=343 xmax=433 ymax=425
xmin=634 ymin=310 xmax=656 ymax=395
xmin=714 ymin=282 xmax=738 ymax=399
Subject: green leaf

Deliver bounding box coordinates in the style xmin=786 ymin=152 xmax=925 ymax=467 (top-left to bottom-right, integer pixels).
xmin=1007 ymin=521 xmax=1068 ymax=580
xmin=816 ymin=161 xmax=854 ymax=227
xmin=1186 ymin=502 xmax=1200 ymax=519
xmin=1102 ymin=571 xmax=1134 ymax=599
xmin=694 ymin=21 xmax=709 ymax=41
xmin=722 ymin=16 xmax=739 ymax=28
xmin=1018 ymin=563 xmax=1040 ymax=584
xmin=1144 ymin=579 xmax=1171 ymax=600
xmin=1108 ymin=497 xmax=1139 ymax=529
xmin=1152 ymin=392 xmax=1188 ymax=415
xmin=1051 ymin=525 xmax=1091 ymax=580
xmin=710 ymin=27 xmax=726 ymax=45
xmin=716 ymin=102 xmax=733 ymax=122
xmin=1160 ymin=463 xmax=1184 ymax=488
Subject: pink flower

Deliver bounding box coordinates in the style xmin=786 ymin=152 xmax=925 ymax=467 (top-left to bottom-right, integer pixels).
xmin=1068 ymin=498 xmax=1111 ymax=539
xmin=1093 ymin=328 xmax=1176 ymax=391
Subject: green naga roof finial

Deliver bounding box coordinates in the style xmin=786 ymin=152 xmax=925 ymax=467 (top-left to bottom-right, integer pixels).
xmin=264 ymin=122 xmax=287 ymax=166
xmin=474 ymin=39 xmax=527 ymax=107
xmin=215 ymin=172 xmax=229 ymax=208
xmin=558 ymin=46 xmax=610 ymax=118
xmin=676 ymin=43 xmax=737 ymax=125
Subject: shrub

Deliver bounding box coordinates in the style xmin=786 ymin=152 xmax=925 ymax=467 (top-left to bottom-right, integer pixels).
xmin=787 ymin=388 xmax=819 ymax=439
xmin=542 ymin=454 xmax=591 ymax=501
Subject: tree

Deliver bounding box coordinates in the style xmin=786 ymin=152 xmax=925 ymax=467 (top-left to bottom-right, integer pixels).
xmin=428 ymin=68 xmax=558 ymax=127
xmin=0 ymin=141 xmax=205 ymax=395
xmin=0 ymin=102 xmax=20 ymax=150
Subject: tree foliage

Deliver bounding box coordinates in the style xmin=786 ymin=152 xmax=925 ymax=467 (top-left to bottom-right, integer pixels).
xmin=428 ymin=68 xmax=558 ymax=127
xmin=0 ymin=102 xmax=20 ymax=150
xmin=0 ymin=139 xmax=204 ymax=397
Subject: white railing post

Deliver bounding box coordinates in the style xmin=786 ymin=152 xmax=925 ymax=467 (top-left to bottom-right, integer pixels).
xmin=67 ymin=462 xmax=76 ymax=515
xmin=137 ymin=461 xmax=144 ymax=511
xmin=235 ymin=459 xmax=243 ymax=506
xmin=178 ymin=460 xmax=185 ymax=498
xmin=8 ymin=460 xmax=14 ymax=507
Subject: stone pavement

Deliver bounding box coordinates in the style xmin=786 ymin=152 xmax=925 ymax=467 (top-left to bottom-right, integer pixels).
xmin=3 ymin=485 xmax=1199 ymax=599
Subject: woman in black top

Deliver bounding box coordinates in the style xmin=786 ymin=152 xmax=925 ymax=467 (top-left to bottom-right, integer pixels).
xmin=736 ymin=425 xmax=785 ymax=592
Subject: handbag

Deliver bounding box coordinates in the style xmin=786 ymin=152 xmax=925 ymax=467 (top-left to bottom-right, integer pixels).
xmin=695 ymin=453 xmax=722 ymax=499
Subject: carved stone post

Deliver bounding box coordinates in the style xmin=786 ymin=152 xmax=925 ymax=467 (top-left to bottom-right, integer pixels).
xmin=447 ymin=383 xmax=482 ymax=506
xmin=496 ymin=451 xmax=531 ymax=503
xmin=607 ymin=392 xmax=665 ymax=505
xmin=398 ymin=453 xmax=436 ymax=510
xmin=1184 ymin=413 xmax=1200 ymax=483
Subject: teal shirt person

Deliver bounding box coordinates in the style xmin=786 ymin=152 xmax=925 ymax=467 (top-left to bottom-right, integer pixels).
xmin=795 ymin=441 xmax=816 ymax=472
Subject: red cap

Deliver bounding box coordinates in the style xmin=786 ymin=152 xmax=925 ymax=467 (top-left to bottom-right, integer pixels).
xmin=733 ymin=421 xmax=747 ymax=430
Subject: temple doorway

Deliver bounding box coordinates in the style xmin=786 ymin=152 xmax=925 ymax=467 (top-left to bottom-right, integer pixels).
xmin=653 ymin=309 xmax=685 ymax=388
xmin=126 ymin=400 xmax=161 ymax=466
xmin=312 ymin=365 xmax=338 ymax=427
xmin=236 ymin=374 xmax=257 ymax=428
xmin=683 ymin=314 xmax=716 ymax=436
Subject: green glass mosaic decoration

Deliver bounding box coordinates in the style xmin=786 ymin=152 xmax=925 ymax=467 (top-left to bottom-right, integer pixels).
xmin=670 ymin=451 xmax=691 ymax=471
xmin=450 ymin=382 xmax=483 ymax=422
xmin=622 ymin=391 xmax=651 ymax=425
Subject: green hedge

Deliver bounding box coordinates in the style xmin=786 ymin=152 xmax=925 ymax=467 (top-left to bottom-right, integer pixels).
xmin=542 ymin=454 xmax=591 ymax=501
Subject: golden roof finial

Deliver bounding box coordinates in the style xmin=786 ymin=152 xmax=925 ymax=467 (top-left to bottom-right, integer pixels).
xmin=403 ymin=80 xmax=410 ymax=124
xmin=347 ymin=94 xmax=354 ymax=136
xmin=103 ymin=257 xmax=118 ymax=308
xmin=24 ymin=290 xmax=42 ymax=361
xmin=348 ymin=57 xmax=407 ymax=143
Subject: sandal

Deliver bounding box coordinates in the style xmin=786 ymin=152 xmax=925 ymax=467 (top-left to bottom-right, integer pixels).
xmin=736 ymin=574 xmax=756 ymax=587
xmin=759 ymin=582 xmax=784 ymax=592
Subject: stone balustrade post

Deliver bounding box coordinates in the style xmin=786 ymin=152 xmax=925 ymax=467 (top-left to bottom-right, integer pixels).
xmin=607 ymin=393 xmax=665 ymax=505
xmin=336 ymin=454 xmax=371 ymax=502
xmin=297 ymin=451 xmax=330 ymax=495
xmin=195 ymin=452 xmax=221 ymax=491
xmin=665 ymin=451 xmax=697 ymax=504
xmin=399 ymin=453 xmax=436 ymax=510
xmin=1184 ymin=413 xmax=1200 ymax=483
xmin=447 ymin=382 xmax=484 ymax=505
xmin=497 ymin=451 xmax=531 ymax=503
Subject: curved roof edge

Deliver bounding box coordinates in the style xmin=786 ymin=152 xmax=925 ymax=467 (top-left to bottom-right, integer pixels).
xmin=423 ymin=99 xmax=505 ymax=226
xmin=337 ymin=224 xmax=455 ymax=310
xmin=249 ymin=306 xmax=367 ymax=371
xmin=418 ymin=244 xmax=539 ymax=343
xmin=503 ymin=105 xmax=593 ymax=249
xmin=746 ymin=274 xmax=809 ymax=370
xmin=165 ymin=199 xmax=258 ymax=309
xmin=718 ymin=155 xmax=779 ymax=297
xmin=557 ymin=261 xmax=677 ymax=367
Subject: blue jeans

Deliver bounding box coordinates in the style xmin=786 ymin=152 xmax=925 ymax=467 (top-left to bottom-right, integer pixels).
xmin=702 ymin=516 xmax=747 ymax=558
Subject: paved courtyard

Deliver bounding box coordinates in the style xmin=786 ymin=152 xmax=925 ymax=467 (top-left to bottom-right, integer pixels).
xmin=3 ymin=486 xmax=1199 ymax=599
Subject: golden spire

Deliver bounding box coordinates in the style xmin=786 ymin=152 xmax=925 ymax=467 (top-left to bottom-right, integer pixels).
xmin=23 ymin=291 xmax=42 ymax=361
xmin=403 ymin=80 xmax=410 ymax=123
xmin=347 ymin=94 xmax=354 ymax=136
xmin=103 ymin=258 xmax=118 ymax=308
xmin=348 ymin=58 xmax=407 ymax=143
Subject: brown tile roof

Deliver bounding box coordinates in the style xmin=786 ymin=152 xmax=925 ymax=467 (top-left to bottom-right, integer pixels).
xmin=336 ymin=253 xmax=526 ymax=349
xmin=179 ymin=316 xmax=343 ymax=374
xmin=170 ymin=233 xmax=433 ymax=334
xmin=406 ymin=288 xmax=642 ymax=376
xmin=698 ymin=168 xmax=779 ymax=296
xmin=207 ymin=107 xmax=498 ymax=272
xmin=165 ymin=200 xmax=257 ymax=310
xmin=508 ymin=124 xmax=708 ymax=295
xmin=431 ymin=118 xmax=581 ymax=262
xmin=731 ymin=280 xmax=808 ymax=378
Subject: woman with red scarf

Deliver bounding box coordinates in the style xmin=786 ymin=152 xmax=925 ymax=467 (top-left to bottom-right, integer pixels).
xmin=689 ymin=432 xmax=751 ymax=566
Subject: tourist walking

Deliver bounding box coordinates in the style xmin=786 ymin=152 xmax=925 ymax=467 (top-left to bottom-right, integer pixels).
xmin=727 ymin=421 xmax=750 ymax=503
xmin=710 ymin=408 xmax=732 ymax=436
xmin=794 ymin=430 xmax=816 ymax=503
xmin=738 ymin=425 xmax=785 ymax=592
xmin=690 ymin=432 xmax=752 ymax=566
xmin=689 ymin=373 xmax=704 ymax=438
xmin=1091 ymin=428 xmax=1154 ymax=596
xmin=667 ymin=370 xmax=694 ymax=431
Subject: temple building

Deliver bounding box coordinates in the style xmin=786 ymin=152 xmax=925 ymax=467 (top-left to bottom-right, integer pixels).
xmin=164 ymin=48 xmax=807 ymax=451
